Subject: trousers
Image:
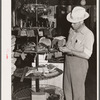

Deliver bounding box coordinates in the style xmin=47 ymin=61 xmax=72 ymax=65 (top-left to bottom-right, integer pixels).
xmin=64 ymin=55 xmax=88 ymax=100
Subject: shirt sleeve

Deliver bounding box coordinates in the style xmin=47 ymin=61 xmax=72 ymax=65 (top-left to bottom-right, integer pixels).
xmin=83 ymin=32 xmax=94 ymax=57
xmin=66 ymin=28 xmax=73 ymax=47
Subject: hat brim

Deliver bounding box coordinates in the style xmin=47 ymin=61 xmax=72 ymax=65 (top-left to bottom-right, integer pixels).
xmin=67 ymin=12 xmax=89 ymax=23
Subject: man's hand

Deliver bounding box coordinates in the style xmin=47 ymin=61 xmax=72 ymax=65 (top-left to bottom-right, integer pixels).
xmin=59 ymin=46 xmax=71 ymax=53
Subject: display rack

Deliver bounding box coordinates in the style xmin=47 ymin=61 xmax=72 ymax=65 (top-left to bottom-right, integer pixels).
xmin=13 ymin=0 xmax=63 ymax=96
xmin=30 ymin=0 xmax=41 ymax=92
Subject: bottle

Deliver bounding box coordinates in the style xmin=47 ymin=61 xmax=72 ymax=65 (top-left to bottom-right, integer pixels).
xmin=20 ymin=19 xmax=23 ymax=28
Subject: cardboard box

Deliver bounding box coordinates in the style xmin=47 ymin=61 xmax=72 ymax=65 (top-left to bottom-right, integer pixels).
xmin=32 ymin=92 xmax=47 ymax=100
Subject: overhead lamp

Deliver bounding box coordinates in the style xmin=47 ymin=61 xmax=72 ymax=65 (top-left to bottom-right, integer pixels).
xmin=80 ymin=0 xmax=86 ymax=5
xmin=67 ymin=5 xmax=72 ymax=13
xmin=43 ymin=8 xmax=47 ymax=12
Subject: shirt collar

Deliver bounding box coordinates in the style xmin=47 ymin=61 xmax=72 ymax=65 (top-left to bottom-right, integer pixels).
xmin=76 ymin=24 xmax=85 ymax=34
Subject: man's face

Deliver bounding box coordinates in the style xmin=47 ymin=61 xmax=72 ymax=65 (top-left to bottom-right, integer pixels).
xmin=71 ymin=22 xmax=82 ymax=30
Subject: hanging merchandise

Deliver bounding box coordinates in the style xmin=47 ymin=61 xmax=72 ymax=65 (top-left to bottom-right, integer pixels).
xmin=21 ymin=4 xmax=49 ymax=17
xmin=41 ymin=6 xmax=56 ymax=28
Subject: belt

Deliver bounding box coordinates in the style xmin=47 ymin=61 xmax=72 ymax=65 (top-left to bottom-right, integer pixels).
xmin=67 ymin=53 xmax=74 ymax=56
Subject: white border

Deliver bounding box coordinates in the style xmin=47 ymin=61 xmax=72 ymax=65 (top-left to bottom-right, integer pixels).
xmin=1 ymin=0 xmax=99 ymax=100
xmin=2 ymin=0 xmax=11 ymax=100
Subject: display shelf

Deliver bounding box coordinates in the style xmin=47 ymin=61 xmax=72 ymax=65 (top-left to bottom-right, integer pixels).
xmin=13 ymin=67 xmax=63 ymax=80
xmin=15 ymin=48 xmax=58 ymax=54
xmin=13 ymin=27 xmax=49 ymax=30
xmin=12 ymin=27 xmax=49 ymax=37
xmin=15 ymin=49 xmax=48 ymax=54
xmin=12 ymin=0 xmax=63 ymax=95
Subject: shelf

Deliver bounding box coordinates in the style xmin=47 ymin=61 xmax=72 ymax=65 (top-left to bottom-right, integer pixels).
xmin=12 ymin=84 xmax=64 ymax=100
xmin=12 ymin=27 xmax=49 ymax=31
xmin=13 ymin=67 xmax=63 ymax=80
xmin=15 ymin=49 xmax=48 ymax=54
xmin=15 ymin=48 xmax=58 ymax=54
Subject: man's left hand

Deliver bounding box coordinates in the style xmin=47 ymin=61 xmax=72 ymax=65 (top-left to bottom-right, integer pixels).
xmin=59 ymin=46 xmax=71 ymax=53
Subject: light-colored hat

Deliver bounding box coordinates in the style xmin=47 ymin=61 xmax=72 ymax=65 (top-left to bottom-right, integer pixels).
xmin=67 ymin=6 xmax=89 ymax=23
xmin=39 ymin=37 xmax=51 ymax=47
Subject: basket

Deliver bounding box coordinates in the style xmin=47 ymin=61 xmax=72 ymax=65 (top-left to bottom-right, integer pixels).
xmin=12 ymin=84 xmax=64 ymax=100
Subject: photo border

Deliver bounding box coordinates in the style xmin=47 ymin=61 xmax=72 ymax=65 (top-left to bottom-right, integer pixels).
xmin=1 ymin=0 xmax=99 ymax=100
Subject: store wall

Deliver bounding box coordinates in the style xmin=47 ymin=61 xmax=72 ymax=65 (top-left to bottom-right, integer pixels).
xmin=56 ymin=5 xmax=71 ymax=39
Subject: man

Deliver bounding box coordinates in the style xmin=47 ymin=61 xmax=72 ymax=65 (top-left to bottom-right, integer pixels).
xmin=59 ymin=6 xmax=94 ymax=100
